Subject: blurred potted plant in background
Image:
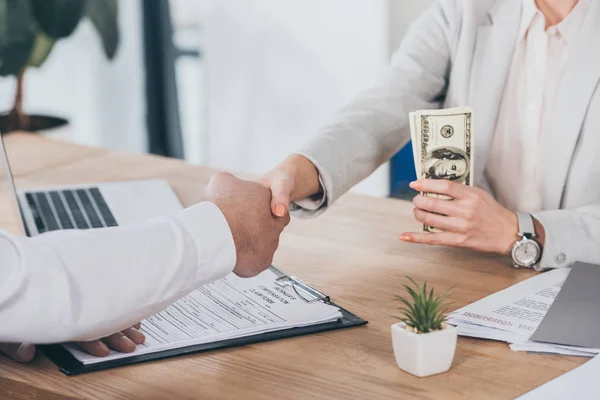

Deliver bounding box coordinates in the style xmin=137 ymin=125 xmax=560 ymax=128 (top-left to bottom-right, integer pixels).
xmin=391 ymin=277 xmax=456 ymax=378
xmin=0 ymin=0 xmax=119 ymax=133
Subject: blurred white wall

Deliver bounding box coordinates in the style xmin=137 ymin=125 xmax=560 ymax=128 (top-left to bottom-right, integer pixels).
xmin=194 ymin=0 xmax=433 ymax=197
xmin=196 ymin=0 xmax=389 ymax=196
xmin=0 ymin=0 xmax=147 ymax=153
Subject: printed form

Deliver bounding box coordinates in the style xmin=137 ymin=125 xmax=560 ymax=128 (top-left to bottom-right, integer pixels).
xmin=448 ymin=268 xmax=570 ymax=340
xmin=66 ymin=269 xmax=342 ymax=364
xmin=448 ymin=268 xmax=599 ymax=356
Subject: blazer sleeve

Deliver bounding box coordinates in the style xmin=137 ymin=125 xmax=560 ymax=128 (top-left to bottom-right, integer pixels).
xmin=292 ymin=0 xmax=459 ymax=217
xmin=533 ymin=206 xmax=600 ymax=270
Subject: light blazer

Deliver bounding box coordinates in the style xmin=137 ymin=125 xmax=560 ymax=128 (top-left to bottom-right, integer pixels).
xmin=296 ymin=0 xmax=600 ymax=270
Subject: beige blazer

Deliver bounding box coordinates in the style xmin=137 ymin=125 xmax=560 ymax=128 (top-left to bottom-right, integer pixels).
xmin=296 ymin=0 xmax=600 ymax=270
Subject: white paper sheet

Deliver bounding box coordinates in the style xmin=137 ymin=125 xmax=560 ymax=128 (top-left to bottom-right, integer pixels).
xmin=445 ymin=268 xmax=596 ymax=355
xmin=448 ymin=268 xmax=569 ymax=338
xmin=516 ymin=355 xmax=600 ymax=399
xmin=65 ymin=269 xmax=342 ymax=364
xmin=509 ymin=341 xmax=599 ymax=357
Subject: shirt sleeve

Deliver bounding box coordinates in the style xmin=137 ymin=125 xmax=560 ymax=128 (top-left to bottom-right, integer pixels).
xmin=0 ymin=201 xmax=236 ymax=344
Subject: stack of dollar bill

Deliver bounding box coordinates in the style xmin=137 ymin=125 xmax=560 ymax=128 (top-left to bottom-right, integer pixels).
xmin=408 ymin=107 xmax=475 ymax=232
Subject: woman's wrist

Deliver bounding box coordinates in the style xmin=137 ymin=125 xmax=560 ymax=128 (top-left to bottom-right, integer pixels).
xmin=501 ymin=213 xmax=546 ymax=255
xmin=278 ymin=154 xmax=322 ymax=201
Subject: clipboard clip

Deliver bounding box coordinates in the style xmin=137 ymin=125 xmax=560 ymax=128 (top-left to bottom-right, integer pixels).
xmin=275 ymin=275 xmax=331 ymax=304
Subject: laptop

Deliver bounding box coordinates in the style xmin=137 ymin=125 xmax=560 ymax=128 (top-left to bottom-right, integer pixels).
xmin=0 ymin=132 xmax=183 ymax=237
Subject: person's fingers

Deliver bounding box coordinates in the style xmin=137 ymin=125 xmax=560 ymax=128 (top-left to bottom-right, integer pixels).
xmin=133 ymin=322 xmax=141 ymax=330
xmin=77 ymin=340 xmax=110 ymax=357
xmin=269 ymin=174 xmax=294 ymax=217
xmin=103 ymin=332 xmax=137 ymax=353
xmin=412 ymin=208 xmax=469 ymax=233
xmin=0 ymin=343 xmax=36 ymax=363
xmin=412 ymin=194 xmax=467 ymax=218
xmin=121 ymin=327 xmax=146 ymax=345
xmin=410 ymin=179 xmax=470 ymax=199
xmin=400 ymin=231 xmax=464 ymax=247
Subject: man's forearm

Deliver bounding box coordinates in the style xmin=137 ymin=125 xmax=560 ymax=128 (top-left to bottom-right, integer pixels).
xmin=0 ymin=202 xmax=236 ymax=344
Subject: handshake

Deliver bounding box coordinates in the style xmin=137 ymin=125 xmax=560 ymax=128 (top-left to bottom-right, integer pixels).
xmin=203 ymin=165 xmax=304 ymax=278
xmin=204 ymin=154 xmax=321 ymax=278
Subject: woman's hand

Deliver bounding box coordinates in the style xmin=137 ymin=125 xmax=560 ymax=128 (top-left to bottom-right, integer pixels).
xmin=257 ymin=155 xmax=322 ymax=217
xmin=257 ymin=168 xmax=296 ymax=217
xmin=400 ymin=179 xmax=522 ymax=254
xmin=0 ymin=324 xmax=146 ymax=362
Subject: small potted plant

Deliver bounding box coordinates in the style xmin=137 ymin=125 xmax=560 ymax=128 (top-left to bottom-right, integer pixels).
xmin=391 ymin=277 xmax=456 ymax=377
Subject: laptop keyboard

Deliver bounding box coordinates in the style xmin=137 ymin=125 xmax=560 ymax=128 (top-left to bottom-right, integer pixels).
xmin=25 ymin=187 xmax=118 ymax=234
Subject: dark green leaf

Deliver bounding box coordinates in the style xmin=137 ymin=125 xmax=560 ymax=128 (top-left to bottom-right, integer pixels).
xmin=27 ymin=31 xmax=56 ymax=67
xmin=395 ymin=277 xmax=453 ymax=333
xmin=86 ymin=0 xmax=119 ymax=59
xmin=0 ymin=0 xmax=36 ymax=76
xmin=30 ymin=0 xmax=86 ymax=39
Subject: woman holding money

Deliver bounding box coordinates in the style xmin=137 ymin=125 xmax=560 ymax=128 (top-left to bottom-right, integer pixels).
xmin=257 ymin=0 xmax=600 ymax=272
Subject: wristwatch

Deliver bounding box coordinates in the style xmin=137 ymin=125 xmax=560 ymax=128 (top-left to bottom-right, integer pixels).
xmin=510 ymin=212 xmax=542 ymax=268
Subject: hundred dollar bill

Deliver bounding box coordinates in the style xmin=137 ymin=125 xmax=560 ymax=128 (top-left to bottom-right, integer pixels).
xmin=409 ymin=107 xmax=474 ymax=232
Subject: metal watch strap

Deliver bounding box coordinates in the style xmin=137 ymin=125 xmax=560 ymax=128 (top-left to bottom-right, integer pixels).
xmin=516 ymin=212 xmax=536 ymax=239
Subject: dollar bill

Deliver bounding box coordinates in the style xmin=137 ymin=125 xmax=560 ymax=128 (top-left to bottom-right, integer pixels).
xmin=409 ymin=107 xmax=474 ymax=232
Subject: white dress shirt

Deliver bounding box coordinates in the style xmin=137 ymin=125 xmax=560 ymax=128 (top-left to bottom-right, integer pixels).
xmin=0 ymin=202 xmax=236 ymax=344
xmin=485 ymin=0 xmax=590 ymax=212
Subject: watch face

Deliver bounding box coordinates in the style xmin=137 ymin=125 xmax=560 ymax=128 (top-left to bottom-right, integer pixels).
xmin=513 ymin=239 xmax=541 ymax=267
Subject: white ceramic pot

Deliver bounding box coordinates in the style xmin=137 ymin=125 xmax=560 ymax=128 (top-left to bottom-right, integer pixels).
xmin=391 ymin=322 xmax=457 ymax=377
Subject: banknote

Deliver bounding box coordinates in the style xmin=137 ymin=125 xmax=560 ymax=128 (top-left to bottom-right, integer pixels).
xmin=409 ymin=107 xmax=474 ymax=232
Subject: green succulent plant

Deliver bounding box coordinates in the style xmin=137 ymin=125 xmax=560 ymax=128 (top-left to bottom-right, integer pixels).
xmin=395 ymin=277 xmax=452 ymax=334
xmin=0 ymin=0 xmax=119 ymax=131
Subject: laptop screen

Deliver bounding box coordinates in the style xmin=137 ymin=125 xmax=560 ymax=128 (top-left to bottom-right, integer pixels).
xmin=0 ymin=132 xmax=26 ymax=235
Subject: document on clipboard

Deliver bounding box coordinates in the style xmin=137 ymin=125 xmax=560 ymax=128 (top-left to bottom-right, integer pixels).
xmin=41 ymin=267 xmax=367 ymax=375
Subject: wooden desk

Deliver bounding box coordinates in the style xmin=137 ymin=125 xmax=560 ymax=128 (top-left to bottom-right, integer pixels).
xmin=0 ymin=133 xmax=586 ymax=399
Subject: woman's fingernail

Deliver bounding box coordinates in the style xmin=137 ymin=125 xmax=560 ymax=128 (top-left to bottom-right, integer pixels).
xmin=17 ymin=344 xmax=35 ymax=361
xmin=275 ymin=204 xmax=286 ymax=217
xmin=400 ymin=235 xmax=412 ymax=242
xmin=409 ymin=181 xmax=421 ymax=190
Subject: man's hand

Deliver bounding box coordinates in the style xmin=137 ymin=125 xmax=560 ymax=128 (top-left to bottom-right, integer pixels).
xmin=76 ymin=323 xmax=146 ymax=357
xmin=399 ymin=179 xmax=526 ymax=254
xmin=0 ymin=324 xmax=145 ymax=363
xmin=204 ymin=172 xmax=291 ymax=277
xmin=0 ymin=343 xmax=36 ymax=363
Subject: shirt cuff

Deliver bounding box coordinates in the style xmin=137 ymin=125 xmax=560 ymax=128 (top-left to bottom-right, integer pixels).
xmin=172 ymin=202 xmax=237 ymax=282
xmin=531 ymin=211 xmax=570 ymax=271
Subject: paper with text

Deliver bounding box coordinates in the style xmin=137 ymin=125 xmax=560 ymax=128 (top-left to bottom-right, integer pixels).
xmin=66 ymin=269 xmax=342 ymax=365
xmin=447 ymin=268 xmax=570 ymax=341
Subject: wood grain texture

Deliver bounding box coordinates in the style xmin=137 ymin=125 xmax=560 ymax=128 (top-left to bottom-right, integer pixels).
xmin=0 ymin=133 xmax=586 ymax=400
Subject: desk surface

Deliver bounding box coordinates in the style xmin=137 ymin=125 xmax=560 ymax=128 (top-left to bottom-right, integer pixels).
xmin=0 ymin=133 xmax=586 ymax=400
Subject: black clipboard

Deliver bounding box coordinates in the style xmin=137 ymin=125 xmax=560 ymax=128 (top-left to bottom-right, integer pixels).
xmin=39 ymin=267 xmax=367 ymax=376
